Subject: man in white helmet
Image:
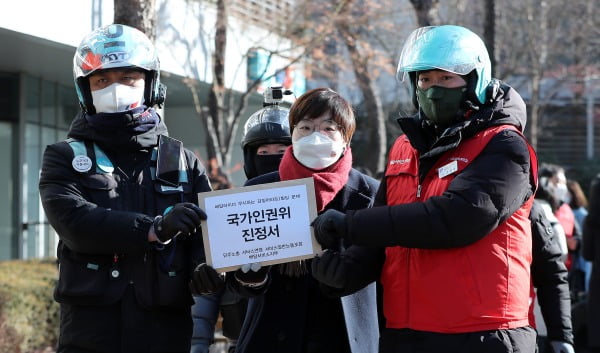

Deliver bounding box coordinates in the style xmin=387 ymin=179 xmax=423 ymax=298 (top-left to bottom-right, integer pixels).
xmin=39 ymin=24 xmax=213 ymax=352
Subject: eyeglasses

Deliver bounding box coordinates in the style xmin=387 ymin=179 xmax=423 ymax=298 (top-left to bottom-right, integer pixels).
xmin=294 ymin=119 xmax=341 ymax=137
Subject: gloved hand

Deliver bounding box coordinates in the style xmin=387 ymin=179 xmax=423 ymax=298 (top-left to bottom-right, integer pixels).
xmin=312 ymin=250 xmax=346 ymax=288
xmin=549 ymin=341 xmax=575 ymax=353
xmin=154 ymin=203 xmax=207 ymax=242
xmin=234 ymin=263 xmax=269 ymax=288
xmin=190 ymin=263 xmax=224 ymax=295
xmin=311 ymin=209 xmax=348 ymax=249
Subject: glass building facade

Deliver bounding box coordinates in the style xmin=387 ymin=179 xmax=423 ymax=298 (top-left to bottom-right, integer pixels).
xmin=0 ymin=5 xmax=288 ymax=260
xmin=0 ymin=72 xmax=79 ymax=260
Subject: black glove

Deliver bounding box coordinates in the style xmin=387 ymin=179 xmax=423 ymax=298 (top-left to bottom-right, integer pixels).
xmin=234 ymin=263 xmax=269 ymax=288
xmin=311 ymin=209 xmax=348 ymax=249
xmin=312 ymin=250 xmax=346 ymax=288
xmin=189 ymin=263 xmax=224 ymax=295
xmin=154 ymin=202 xmax=207 ymax=242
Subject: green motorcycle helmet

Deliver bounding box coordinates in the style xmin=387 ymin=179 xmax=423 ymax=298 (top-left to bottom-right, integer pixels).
xmin=396 ymin=25 xmax=492 ymax=106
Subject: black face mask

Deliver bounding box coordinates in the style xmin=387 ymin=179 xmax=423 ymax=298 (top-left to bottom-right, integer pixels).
xmin=416 ymin=85 xmax=467 ymax=128
xmin=252 ymin=154 xmax=284 ymax=178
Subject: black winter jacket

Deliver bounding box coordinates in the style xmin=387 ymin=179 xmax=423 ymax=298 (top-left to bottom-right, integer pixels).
xmin=231 ymin=169 xmax=379 ymax=353
xmin=39 ymin=110 xmax=212 ymax=352
xmin=328 ymin=83 xmax=536 ymax=299
xmin=348 ymin=82 xmax=535 ymax=250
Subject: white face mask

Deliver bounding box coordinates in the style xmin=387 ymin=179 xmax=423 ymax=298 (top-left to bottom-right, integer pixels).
xmin=292 ymin=132 xmax=345 ymax=170
xmin=91 ymin=83 xmax=145 ymax=113
xmin=554 ymin=183 xmax=569 ymax=203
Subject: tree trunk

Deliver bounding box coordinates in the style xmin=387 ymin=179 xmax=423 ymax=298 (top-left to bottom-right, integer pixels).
xmin=337 ymin=15 xmax=386 ymax=174
xmin=206 ymin=0 xmax=230 ymax=183
xmin=113 ymin=0 xmax=157 ymax=41
xmin=483 ymin=0 xmax=496 ymax=77
xmin=530 ymin=74 xmax=540 ymax=150
xmin=525 ymin=0 xmax=548 ymax=151
xmin=409 ymin=0 xmax=440 ymax=26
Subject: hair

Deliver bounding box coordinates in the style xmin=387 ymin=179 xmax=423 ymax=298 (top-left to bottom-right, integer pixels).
xmin=536 ymin=176 xmax=560 ymax=212
xmin=567 ymin=179 xmax=588 ymax=209
xmin=538 ymin=162 xmax=564 ymax=179
xmin=288 ymin=88 xmax=356 ymax=143
xmin=537 ymin=163 xmax=567 ymax=212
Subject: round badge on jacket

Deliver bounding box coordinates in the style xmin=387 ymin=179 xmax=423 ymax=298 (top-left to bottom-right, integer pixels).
xmin=72 ymin=155 xmax=92 ymax=172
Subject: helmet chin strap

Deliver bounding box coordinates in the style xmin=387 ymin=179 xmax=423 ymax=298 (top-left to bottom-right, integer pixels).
xmin=462 ymin=70 xmax=482 ymax=108
xmin=77 ymin=77 xmax=96 ymax=114
xmin=460 ymin=90 xmax=480 ymax=112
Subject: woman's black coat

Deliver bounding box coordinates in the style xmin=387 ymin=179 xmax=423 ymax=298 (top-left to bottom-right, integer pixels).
xmin=230 ymin=169 xmax=379 ymax=353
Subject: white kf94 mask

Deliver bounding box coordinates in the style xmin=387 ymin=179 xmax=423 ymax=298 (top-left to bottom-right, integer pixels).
xmin=292 ymin=132 xmax=345 ymax=170
xmin=91 ymin=83 xmax=145 ymax=113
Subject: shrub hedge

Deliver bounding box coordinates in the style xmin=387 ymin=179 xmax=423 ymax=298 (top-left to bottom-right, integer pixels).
xmin=0 ymin=259 xmax=59 ymax=353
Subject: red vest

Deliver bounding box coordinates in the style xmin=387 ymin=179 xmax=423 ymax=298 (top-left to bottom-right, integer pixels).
xmin=382 ymin=125 xmax=538 ymax=333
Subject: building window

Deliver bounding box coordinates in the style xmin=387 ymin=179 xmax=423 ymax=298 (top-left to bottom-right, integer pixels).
xmin=20 ymin=75 xmax=75 ymax=260
xmin=0 ymin=73 xmax=19 ymax=259
xmin=0 ymin=122 xmax=16 ymax=260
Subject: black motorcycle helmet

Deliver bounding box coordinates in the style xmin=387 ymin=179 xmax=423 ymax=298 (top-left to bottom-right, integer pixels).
xmin=241 ymin=105 xmax=292 ymax=179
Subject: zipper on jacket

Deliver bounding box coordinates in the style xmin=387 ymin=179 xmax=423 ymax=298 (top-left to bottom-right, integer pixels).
xmin=110 ymin=254 xmax=120 ymax=280
xmin=416 ymin=184 xmax=422 ymax=198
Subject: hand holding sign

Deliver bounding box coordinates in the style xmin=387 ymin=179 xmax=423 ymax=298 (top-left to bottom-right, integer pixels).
xmin=311 ymin=209 xmax=348 ymax=249
xmin=190 ymin=263 xmax=224 ymax=295
xmin=234 ymin=262 xmax=269 ymax=288
xmin=154 ymin=203 xmax=207 ymax=242
xmin=311 ymin=250 xmax=347 ymax=289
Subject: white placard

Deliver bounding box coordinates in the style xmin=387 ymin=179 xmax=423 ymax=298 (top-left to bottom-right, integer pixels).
xmin=198 ymin=177 xmax=320 ymax=272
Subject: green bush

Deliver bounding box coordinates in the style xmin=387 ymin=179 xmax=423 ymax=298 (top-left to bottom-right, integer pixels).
xmin=0 ymin=259 xmax=59 ymax=353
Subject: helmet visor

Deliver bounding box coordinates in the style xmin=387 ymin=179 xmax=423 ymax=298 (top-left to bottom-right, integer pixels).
xmin=243 ymin=106 xmax=290 ymax=136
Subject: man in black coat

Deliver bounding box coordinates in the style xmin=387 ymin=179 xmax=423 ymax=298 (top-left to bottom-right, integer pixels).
xmin=39 ymin=24 xmax=211 ymax=353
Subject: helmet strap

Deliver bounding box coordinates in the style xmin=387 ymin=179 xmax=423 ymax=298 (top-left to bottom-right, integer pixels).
xmin=462 ymin=70 xmax=481 ymax=108
xmin=409 ymin=72 xmax=419 ymax=109
xmin=78 ymin=77 xmax=96 ymax=114
xmin=144 ymin=71 xmax=165 ymax=107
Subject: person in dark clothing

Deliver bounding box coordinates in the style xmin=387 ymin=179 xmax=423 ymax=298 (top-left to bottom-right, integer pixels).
xmin=529 ymin=200 xmax=574 ymax=353
xmin=191 ymin=92 xmax=292 ymax=353
xmin=583 ymin=174 xmax=600 ymax=352
xmin=191 ymin=88 xmax=380 ymax=353
xmin=539 ymin=164 xmax=580 ymax=272
xmin=310 ymin=25 xmax=538 ymax=353
xmin=567 ymin=179 xmax=592 ymax=295
xmin=38 ymin=24 xmax=211 ymax=353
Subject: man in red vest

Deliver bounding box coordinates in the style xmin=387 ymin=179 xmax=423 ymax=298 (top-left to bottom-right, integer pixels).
xmin=311 ymin=25 xmax=539 ymax=353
